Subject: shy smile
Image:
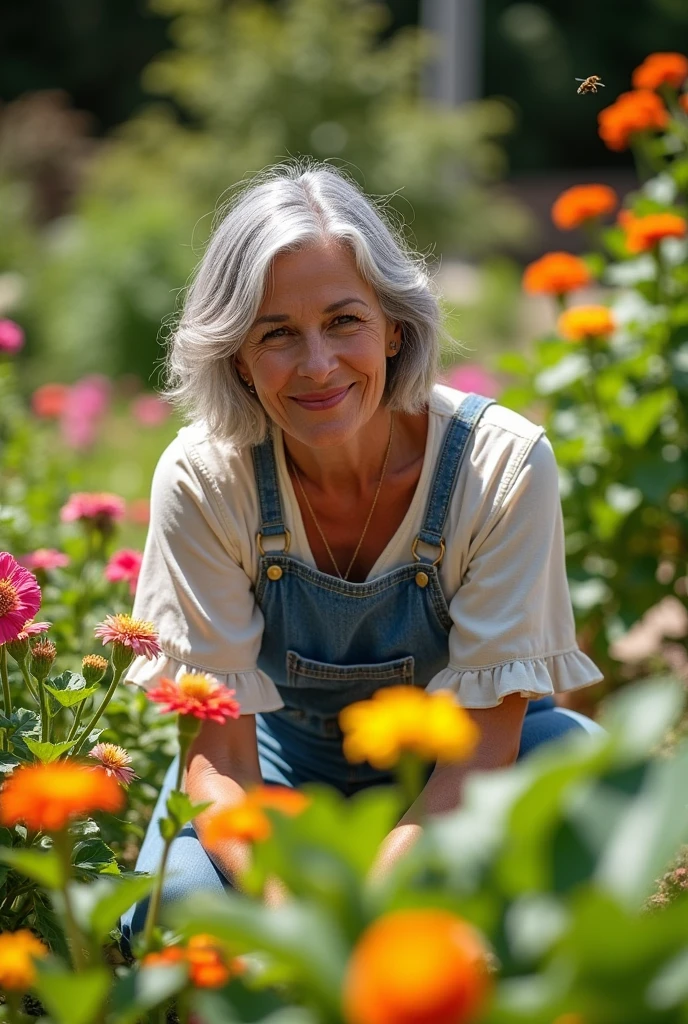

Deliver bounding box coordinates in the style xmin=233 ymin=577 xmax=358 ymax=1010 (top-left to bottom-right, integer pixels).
xmin=289 ymin=384 xmax=354 ymax=411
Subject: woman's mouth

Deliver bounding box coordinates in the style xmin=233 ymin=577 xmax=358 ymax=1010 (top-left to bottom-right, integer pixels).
xmin=289 ymin=384 xmax=353 ymax=411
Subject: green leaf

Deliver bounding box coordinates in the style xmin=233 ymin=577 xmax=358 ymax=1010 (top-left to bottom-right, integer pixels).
xmin=44 ymin=682 xmax=100 ymax=709
xmin=111 ymin=963 xmax=188 ymax=1024
xmin=0 ymin=826 xmax=13 ymax=848
xmin=3 ymin=707 xmax=40 ymax=737
xmin=32 ymin=891 xmax=69 ymax=959
xmin=598 ymin=675 xmax=686 ymax=760
xmin=193 ymin=987 xmax=306 ymax=1024
xmin=597 ymin=740 xmax=688 ymax=905
xmin=46 ymin=671 xmax=87 ymax=692
xmin=0 ymin=751 xmax=22 ymax=773
xmin=609 ymin=388 xmax=675 ymax=447
xmin=67 ymin=875 xmax=156 ymax=942
xmin=24 ymin=738 xmax=78 ymax=763
xmin=171 ymin=892 xmax=348 ymax=1014
xmin=0 ymin=848 xmax=65 ymax=888
xmin=73 ymin=837 xmax=119 ymax=875
xmin=35 ymin=964 xmax=110 ymax=1024
xmin=165 ymin=790 xmax=212 ymax=831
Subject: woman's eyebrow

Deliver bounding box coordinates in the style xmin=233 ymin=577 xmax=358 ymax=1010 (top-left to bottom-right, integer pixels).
xmin=252 ymin=297 xmax=369 ymax=327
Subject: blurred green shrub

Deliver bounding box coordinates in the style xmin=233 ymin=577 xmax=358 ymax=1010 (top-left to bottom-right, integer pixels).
xmin=17 ymin=0 xmax=530 ymax=383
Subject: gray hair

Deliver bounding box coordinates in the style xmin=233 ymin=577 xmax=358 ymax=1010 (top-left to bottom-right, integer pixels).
xmin=164 ymin=160 xmax=442 ymax=447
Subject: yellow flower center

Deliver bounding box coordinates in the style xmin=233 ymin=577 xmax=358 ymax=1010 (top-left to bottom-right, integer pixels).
xmin=0 ymin=579 xmax=19 ymax=618
xmin=97 ymin=744 xmax=130 ymax=769
xmin=178 ymin=673 xmax=217 ymax=700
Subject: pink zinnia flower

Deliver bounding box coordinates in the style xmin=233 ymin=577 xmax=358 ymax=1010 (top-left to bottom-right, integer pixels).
xmin=0 ymin=553 xmax=41 ymax=645
xmin=60 ymin=492 xmax=126 ymax=528
xmin=94 ymin=613 xmax=161 ymax=660
xmin=131 ymin=394 xmax=171 ymax=427
xmin=60 ymin=375 xmax=111 ymax=450
xmin=105 ymin=549 xmax=142 ymax=596
xmin=88 ymin=743 xmax=138 ymax=786
xmin=14 ymin=620 xmax=52 ymax=641
xmin=20 ymin=549 xmax=70 ymax=571
xmin=0 ymin=320 xmax=24 ymax=355
xmin=148 ymin=672 xmax=241 ymax=724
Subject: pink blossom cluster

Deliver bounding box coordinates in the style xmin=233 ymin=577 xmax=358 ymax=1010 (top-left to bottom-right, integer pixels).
xmin=19 ymin=549 xmax=70 ymax=571
xmin=61 ymin=492 xmax=126 ymax=528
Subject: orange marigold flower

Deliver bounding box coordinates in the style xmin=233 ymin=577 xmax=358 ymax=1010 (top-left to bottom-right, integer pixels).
xmin=0 ymin=930 xmax=48 ymax=991
xmin=598 ymin=90 xmax=669 ymax=151
xmin=624 ymin=212 xmax=687 ymax=252
xmin=204 ymin=785 xmax=309 ymax=847
xmin=522 ymin=252 xmax=591 ymax=296
xmin=0 ymin=761 xmax=124 ymax=832
xmin=557 ymin=306 xmax=616 ymax=342
xmin=632 ymin=52 xmax=688 ymax=91
xmin=187 ymin=934 xmax=245 ymax=989
xmin=551 ymin=184 xmax=618 ymax=230
xmin=342 ymin=909 xmax=492 ymax=1024
xmin=142 ymin=946 xmax=186 ymax=969
xmin=94 ymin=613 xmax=161 ymax=661
xmin=340 ymin=687 xmax=479 ymax=770
xmin=147 ymin=672 xmax=241 ymax=724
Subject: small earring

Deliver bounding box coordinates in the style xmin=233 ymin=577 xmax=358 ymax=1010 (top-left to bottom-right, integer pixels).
xmin=240 ymin=375 xmax=256 ymax=394
xmin=388 ymin=340 xmax=399 ymax=354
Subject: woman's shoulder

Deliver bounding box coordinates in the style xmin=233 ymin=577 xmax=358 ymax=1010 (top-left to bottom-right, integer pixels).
xmin=430 ymin=383 xmax=545 ymax=446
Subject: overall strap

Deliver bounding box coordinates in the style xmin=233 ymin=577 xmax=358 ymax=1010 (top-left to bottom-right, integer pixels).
xmin=414 ymin=393 xmax=495 ymax=562
xmin=251 ymin=434 xmax=291 ymax=552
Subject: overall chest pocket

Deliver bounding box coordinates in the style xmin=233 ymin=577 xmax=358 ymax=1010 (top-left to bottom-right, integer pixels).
xmin=280 ymin=650 xmax=415 ymax=738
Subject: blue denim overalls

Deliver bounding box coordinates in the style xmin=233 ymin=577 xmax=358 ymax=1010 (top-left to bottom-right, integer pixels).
xmin=254 ymin=393 xmax=496 ymax=794
xmin=120 ymin=393 xmax=600 ymax=948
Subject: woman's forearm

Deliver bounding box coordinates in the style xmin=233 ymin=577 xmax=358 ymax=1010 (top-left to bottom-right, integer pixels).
xmin=186 ymin=763 xmax=257 ymax=885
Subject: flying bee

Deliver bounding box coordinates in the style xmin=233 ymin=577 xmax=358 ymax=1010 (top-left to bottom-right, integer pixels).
xmin=575 ymin=75 xmax=605 ymax=94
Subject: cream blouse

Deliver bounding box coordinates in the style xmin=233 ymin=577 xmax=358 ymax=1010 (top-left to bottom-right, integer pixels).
xmin=126 ymin=385 xmax=603 ymax=711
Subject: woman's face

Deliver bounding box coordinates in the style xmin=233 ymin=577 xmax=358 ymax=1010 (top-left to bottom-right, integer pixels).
xmin=236 ymin=241 xmax=401 ymax=448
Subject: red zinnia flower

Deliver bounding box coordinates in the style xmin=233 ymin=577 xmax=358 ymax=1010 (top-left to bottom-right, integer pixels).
xmin=31 ymin=383 xmax=70 ymax=419
xmin=94 ymin=613 xmax=162 ymax=660
xmin=19 ymin=549 xmax=70 ymax=571
xmin=0 ymin=552 xmax=42 ymax=645
xmin=105 ymin=549 xmax=143 ymax=596
xmin=148 ymin=672 xmax=241 ymax=724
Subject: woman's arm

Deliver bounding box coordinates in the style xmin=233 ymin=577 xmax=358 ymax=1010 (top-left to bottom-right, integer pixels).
xmin=185 ymin=714 xmax=264 ymax=885
xmin=367 ymin=693 xmax=528 ymax=882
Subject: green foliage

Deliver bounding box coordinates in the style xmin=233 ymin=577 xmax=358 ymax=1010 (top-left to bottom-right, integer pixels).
xmin=20 ymin=0 xmax=529 ymax=383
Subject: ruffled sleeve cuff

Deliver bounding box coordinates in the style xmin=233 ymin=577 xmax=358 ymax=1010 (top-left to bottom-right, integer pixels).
xmin=426 ymin=647 xmax=604 ymax=709
xmin=125 ymin=652 xmax=285 ymax=715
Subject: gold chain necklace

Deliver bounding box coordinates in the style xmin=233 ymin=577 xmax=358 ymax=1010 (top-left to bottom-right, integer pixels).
xmin=289 ymin=415 xmax=395 ymax=581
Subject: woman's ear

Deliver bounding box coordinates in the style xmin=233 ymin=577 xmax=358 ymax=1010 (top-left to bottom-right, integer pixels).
xmin=386 ymin=322 xmax=402 ymax=357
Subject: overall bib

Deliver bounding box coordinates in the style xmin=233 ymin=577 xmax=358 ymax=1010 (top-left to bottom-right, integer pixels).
xmin=120 ymin=393 xmax=601 ymax=949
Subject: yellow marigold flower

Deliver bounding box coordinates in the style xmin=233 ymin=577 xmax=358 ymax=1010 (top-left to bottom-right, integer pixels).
xmin=557 ymin=305 xmax=616 ymax=342
xmin=0 ymin=930 xmax=48 ymax=991
xmin=340 ymin=686 xmax=479 ymax=770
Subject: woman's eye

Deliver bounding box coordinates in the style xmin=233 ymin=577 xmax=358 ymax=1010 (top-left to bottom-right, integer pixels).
xmin=260 ymin=326 xmax=289 ymax=342
xmin=332 ymin=315 xmax=362 ymax=326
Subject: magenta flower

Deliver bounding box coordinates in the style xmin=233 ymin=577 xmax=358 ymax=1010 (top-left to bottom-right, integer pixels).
xmin=20 ymin=549 xmax=70 ymax=571
xmin=445 ymin=364 xmax=501 ymax=399
xmin=94 ymin=613 xmax=162 ymax=660
xmin=60 ymin=375 xmax=111 ymax=450
xmin=14 ymin=620 xmax=52 ymax=641
xmin=0 ymin=553 xmax=42 ymax=645
xmin=61 ymin=492 xmax=126 ymax=529
xmin=89 ymin=743 xmax=138 ymax=786
xmin=105 ymin=549 xmax=143 ymax=596
xmin=0 ymin=319 xmax=25 ymax=355
xmin=132 ymin=394 xmax=171 ymax=427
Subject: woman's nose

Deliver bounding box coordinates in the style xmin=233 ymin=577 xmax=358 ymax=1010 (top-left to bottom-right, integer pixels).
xmin=296 ymin=333 xmax=338 ymax=381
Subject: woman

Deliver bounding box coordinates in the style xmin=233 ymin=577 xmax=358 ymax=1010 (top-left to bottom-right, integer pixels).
xmin=120 ymin=162 xmax=603 ymax=946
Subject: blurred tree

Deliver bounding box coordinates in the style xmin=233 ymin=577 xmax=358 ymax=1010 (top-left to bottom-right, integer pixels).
xmin=22 ymin=0 xmax=530 ymax=384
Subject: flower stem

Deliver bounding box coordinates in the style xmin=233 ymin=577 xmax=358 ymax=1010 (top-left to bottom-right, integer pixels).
xmin=19 ymin=661 xmax=39 ymax=704
xmin=53 ymin=831 xmax=88 ymax=972
xmin=36 ymin=675 xmax=50 ymax=743
xmin=396 ymin=752 xmax=426 ymax=814
xmin=67 ymin=700 xmax=86 ymax=741
xmin=1 ymin=644 xmax=12 ymax=719
xmin=141 ymin=732 xmax=194 ymax=953
xmin=6 ymin=993 xmax=22 ymax=1024
xmin=72 ymin=662 xmax=124 ymax=755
